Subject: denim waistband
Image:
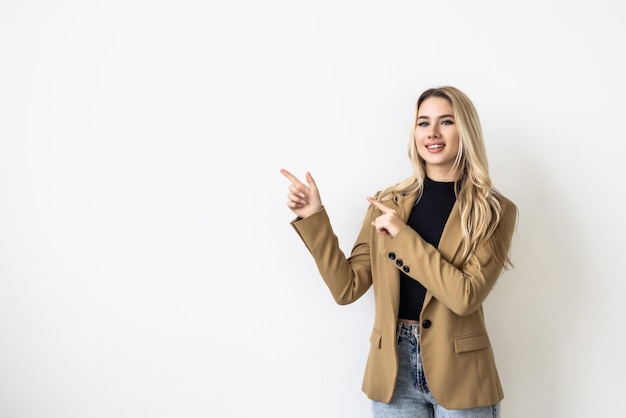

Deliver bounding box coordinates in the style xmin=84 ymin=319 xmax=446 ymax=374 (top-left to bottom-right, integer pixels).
xmin=397 ymin=322 xmax=420 ymax=339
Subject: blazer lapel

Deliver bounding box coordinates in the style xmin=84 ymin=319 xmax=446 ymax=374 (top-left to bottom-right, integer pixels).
xmin=422 ymin=200 xmax=464 ymax=309
xmin=398 ymin=192 xmax=418 ymax=222
xmin=438 ymin=200 xmax=463 ymax=261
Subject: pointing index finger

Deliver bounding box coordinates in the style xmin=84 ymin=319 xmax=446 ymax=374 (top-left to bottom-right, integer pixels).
xmin=367 ymin=196 xmax=393 ymax=213
xmin=280 ymin=168 xmax=304 ymax=187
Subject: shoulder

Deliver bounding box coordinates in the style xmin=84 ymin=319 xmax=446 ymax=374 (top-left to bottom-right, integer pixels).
xmin=494 ymin=191 xmax=517 ymax=212
xmin=495 ymin=192 xmax=516 ymax=211
xmin=493 ymin=191 xmax=518 ymax=230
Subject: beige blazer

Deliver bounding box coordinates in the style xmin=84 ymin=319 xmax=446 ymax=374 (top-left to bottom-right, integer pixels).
xmin=290 ymin=191 xmax=517 ymax=410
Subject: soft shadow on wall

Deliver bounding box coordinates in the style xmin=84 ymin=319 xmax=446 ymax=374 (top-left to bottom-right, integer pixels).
xmin=486 ymin=145 xmax=586 ymax=418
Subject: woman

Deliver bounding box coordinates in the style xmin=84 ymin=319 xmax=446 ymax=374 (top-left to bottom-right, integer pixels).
xmin=280 ymin=86 xmax=517 ymax=417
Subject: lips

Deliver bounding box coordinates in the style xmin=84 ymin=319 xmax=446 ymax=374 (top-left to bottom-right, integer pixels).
xmin=425 ymin=142 xmax=444 ymax=150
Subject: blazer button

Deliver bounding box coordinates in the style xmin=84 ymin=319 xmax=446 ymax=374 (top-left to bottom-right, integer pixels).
xmin=395 ymin=259 xmax=403 ymax=267
xmin=422 ymin=320 xmax=432 ymax=329
xmin=402 ymin=265 xmax=410 ymax=273
xmin=388 ymin=252 xmax=396 ymax=260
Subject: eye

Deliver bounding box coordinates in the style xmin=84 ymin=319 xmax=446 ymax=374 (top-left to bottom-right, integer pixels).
xmin=441 ymin=120 xmax=454 ymax=125
xmin=417 ymin=122 xmax=429 ymax=127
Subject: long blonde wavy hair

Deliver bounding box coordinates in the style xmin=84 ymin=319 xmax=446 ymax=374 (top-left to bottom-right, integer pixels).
xmin=378 ymin=86 xmax=514 ymax=270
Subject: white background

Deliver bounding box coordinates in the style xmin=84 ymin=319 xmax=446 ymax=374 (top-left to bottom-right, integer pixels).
xmin=1 ymin=1 xmax=625 ymax=417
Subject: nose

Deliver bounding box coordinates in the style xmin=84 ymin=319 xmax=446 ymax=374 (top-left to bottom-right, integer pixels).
xmin=428 ymin=126 xmax=440 ymax=138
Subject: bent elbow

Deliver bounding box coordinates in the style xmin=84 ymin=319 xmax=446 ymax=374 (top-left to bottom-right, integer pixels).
xmin=448 ymin=293 xmax=484 ymax=316
xmin=334 ymin=297 xmax=353 ymax=306
xmin=329 ymin=284 xmax=367 ymax=306
xmin=451 ymin=303 xmax=481 ymax=317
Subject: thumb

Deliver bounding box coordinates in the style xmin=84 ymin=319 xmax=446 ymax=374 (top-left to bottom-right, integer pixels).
xmin=305 ymin=171 xmax=317 ymax=190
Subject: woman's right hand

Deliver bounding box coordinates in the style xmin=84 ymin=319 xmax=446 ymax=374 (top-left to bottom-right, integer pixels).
xmin=280 ymin=169 xmax=323 ymax=219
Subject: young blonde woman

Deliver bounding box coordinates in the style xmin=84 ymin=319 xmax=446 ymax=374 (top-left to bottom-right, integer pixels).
xmin=281 ymin=86 xmax=517 ymax=417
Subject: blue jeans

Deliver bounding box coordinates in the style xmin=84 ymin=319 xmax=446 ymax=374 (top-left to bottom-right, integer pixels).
xmin=371 ymin=323 xmax=500 ymax=418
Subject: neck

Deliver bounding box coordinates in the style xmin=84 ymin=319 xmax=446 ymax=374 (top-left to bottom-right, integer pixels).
xmin=425 ymin=166 xmax=461 ymax=182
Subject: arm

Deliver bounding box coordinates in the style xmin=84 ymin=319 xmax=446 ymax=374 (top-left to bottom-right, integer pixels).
xmin=290 ymin=206 xmax=373 ymax=305
xmin=370 ymin=197 xmax=517 ymax=316
xmin=281 ymin=168 xmax=374 ymax=305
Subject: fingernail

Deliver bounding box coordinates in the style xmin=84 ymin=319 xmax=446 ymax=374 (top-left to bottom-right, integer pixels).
xmin=298 ymin=193 xmax=305 ymax=198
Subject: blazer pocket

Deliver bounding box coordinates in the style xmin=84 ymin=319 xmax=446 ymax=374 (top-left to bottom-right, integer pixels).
xmin=453 ymin=333 xmax=490 ymax=353
xmin=369 ymin=329 xmax=382 ymax=349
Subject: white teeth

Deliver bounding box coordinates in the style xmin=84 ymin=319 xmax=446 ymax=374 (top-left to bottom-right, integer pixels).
xmin=426 ymin=144 xmax=444 ymax=149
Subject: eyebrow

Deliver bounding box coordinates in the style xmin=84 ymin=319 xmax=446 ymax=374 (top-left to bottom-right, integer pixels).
xmin=417 ymin=114 xmax=455 ymax=120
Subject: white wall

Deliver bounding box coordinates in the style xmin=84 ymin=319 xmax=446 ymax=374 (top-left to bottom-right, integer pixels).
xmin=1 ymin=1 xmax=625 ymax=417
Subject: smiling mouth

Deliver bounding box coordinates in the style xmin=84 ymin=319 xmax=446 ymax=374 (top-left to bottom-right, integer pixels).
xmin=426 ymin=144 xmax=444 ymax=149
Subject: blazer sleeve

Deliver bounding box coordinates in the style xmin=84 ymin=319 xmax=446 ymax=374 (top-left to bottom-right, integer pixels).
xmin=383 ymin=197 xmax=518 ymax=316
xmin=290 ymin=206 xmax=374 ymax=305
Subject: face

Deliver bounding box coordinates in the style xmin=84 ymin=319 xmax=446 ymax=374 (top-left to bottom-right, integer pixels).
xmin=414 ymin=96 xmax=461 ymax=181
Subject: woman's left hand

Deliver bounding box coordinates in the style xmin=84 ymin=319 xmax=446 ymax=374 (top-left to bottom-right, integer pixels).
xmin=366 ymin=197 xmax=407 ymax=238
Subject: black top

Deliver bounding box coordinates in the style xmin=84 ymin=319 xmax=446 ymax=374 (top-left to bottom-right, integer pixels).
xmin=398 ymin=177 xmax=456 ymax=320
